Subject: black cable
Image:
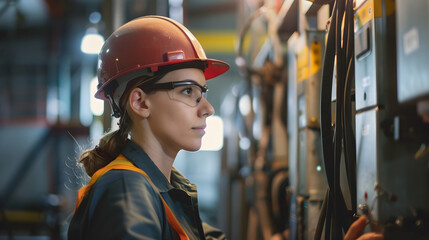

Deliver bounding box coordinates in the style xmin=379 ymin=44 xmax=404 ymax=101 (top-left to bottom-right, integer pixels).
xmin=335 ymin=0 xmax=359 ymax=236
xmin=320 ymin=0 xmax=337 ymax=192
xmin=325 ymin=192 xmax=333 ymax=239
xmin=318 ymin=0 xmax=336 ymax=237
xmin=317 ymin=0 xmax=357 ymax=238
xmin=342 ymin=0 xmax=357 ymax=231
xmin=314 ymin=187 xmax=329 ymax=240
xmin=320 ymin=0 xmax=337 ymax=201
xmin=345 ymin=0 xmax=358 ymax=232
xmin=345 ymin=0 xmax=357 ymax=215
xmin=332 ymin=1 xmax=345 ymax=237
xmin=334 ymin=0 xmax=347 ymax=236
xmin=332 ymin=0 xmax=343 ymax=238
xmin=339 ymin=0 xmax=357 ymax=229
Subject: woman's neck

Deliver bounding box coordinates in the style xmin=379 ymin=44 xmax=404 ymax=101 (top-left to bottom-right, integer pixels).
xmin=130 ymin=131 xmax=177 ymax=183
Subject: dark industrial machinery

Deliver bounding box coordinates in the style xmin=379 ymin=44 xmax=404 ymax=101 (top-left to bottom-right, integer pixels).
xmin=291 ymin=30 xmax=328 ymax=240
xmin=353 ymin=0 xmax=429 ymax=239
xmin=226 ymin=0 xmax=429 ymax=239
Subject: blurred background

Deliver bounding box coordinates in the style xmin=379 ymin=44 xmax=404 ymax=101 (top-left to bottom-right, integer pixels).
xmin=0 ymin=0 xmax=428 ymax=239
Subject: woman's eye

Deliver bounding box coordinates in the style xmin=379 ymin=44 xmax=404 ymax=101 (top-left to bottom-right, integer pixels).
xmin=181 ymin=87 xmax=193 ymax=95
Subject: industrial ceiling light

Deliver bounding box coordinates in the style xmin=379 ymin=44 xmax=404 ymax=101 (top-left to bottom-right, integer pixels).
xmin=81 ymin=12 xmax=104 ymax=54
xmin=81 ymin=27 xmax=104 ymax=54
xmin=239 ymin=94 xmax=251 ymax=116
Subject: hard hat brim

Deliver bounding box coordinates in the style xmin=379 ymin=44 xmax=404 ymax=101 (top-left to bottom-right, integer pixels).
xmin=94 ymin=58 xmax=229 ymax=100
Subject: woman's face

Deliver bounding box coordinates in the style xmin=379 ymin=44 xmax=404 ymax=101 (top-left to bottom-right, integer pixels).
xmin=146 ymin=68 xmax=215 ymax=153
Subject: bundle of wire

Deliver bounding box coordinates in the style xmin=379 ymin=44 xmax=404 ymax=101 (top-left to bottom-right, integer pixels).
xmin=315 ymin=0 xmax=357 ymax=239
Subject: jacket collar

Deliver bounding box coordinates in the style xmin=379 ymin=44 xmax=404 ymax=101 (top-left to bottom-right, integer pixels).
xmin=121 ymin=140 xmax=197 ymax=196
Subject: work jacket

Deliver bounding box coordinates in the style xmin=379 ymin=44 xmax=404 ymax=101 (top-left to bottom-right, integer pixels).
xmin=68 ymin=140 xmax=226 ymax=240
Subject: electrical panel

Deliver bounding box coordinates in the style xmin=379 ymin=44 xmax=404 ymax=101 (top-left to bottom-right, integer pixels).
xmin=295 ymin=30 xmax=327 ymax=239
xmin=296 ymin=30 xmax=326 ymax=197
xmin=396 ymin=0 xmax=429 ymax=103
xmin=355 ymin=1 xmax=429 ymax=238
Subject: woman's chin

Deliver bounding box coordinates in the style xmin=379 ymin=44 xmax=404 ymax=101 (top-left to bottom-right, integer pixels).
xmin=182 ymin=142 xmax=202 ymax=152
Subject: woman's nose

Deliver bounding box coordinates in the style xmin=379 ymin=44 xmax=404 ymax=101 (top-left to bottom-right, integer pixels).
xmin=199 ymin=96 xmax=215 ymax=117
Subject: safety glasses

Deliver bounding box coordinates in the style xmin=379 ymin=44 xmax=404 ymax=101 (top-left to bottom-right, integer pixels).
xmin=140 ymin=80 xmax=208 ymax=107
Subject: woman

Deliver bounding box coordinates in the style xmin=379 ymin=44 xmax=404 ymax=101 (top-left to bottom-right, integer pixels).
xmin=68 ymin=15 xmax=382 ymax=240
xmin=68 ymin=16 xmax=229 ymax=239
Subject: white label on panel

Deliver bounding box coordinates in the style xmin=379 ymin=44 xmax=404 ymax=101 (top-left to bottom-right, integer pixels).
xmin=403 ymin=27 xmax=419 ymax=55
xmin=362 ymin=76 xmax=371 ymax=87
xmin=362 ymin=124 xmax=370 ymax=136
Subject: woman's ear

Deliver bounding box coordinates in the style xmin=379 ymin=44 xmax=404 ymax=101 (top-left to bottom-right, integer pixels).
xmin=128 ymin=88 xmax=151 ymax=118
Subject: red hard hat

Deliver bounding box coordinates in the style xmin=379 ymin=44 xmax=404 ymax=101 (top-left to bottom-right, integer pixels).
xmin=95 ymin=15 xmax=230 ymax=100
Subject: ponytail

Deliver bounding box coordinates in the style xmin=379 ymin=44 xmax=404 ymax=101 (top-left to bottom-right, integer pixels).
xmin=78 ymin=74 xmax=165 ymax=177
xmin=78 ymin=113 xmax=131 ymax=177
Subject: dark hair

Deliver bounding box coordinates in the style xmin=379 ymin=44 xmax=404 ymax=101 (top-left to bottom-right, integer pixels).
xmin=78 ymin=74 xmax=165 ymax=177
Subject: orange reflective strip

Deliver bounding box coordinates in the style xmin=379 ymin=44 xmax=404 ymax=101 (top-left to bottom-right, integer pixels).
xmin=159 ymin=196 xmax=190 ymax=240
xmin=73 ymin=154 xmax=189 ymax=240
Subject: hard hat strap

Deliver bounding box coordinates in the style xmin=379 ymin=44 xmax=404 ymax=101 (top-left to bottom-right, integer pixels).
xmin=107 ymin=94 xmax=122 ymax=118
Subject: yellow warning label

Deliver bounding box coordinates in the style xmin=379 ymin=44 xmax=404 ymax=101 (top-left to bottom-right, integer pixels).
xmin=310 ymin=41 xmax=321 ymax=76
xmin=355 ymin=0 xmax=373 ymax=28
xmin=355 ymin=0 xmax=395 ymax=28
xmin=297 ymin=46 xmax=309 ymax=82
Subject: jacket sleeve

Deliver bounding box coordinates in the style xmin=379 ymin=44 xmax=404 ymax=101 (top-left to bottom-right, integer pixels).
xmin=86 ymin=171 xmax=170 ymax=240
xmin=202 ymin=222 xmax=227 ymax=240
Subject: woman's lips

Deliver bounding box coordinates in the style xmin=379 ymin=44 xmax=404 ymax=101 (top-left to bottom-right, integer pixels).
xmin=192 ymin=125 xmax=206 ymax=135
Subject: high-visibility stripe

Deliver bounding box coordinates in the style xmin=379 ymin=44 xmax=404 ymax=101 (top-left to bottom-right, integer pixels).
xmin=74 ymin=154 xmax=190 ymax=240
xmin=194 ymin=31 xmax=236 ymax=53
xmin=193 ymin=31 xmax=267 ymax=54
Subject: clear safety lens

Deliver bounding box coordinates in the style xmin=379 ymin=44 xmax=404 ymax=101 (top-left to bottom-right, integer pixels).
xmin=167 ymin=85 xmax=207 ymax=107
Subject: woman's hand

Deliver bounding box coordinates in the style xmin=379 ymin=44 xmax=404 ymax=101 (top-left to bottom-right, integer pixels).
xmin=344 ymin=216 xmax=384 ymax=240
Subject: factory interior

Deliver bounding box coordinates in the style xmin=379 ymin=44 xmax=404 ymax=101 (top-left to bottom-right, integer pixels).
xmin=0 ymin=0 xmax=428 ymax=239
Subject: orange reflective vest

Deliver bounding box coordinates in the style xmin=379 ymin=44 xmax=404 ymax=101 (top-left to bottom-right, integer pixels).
xmin=74 ymin=154 xmax=190 ymax=240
